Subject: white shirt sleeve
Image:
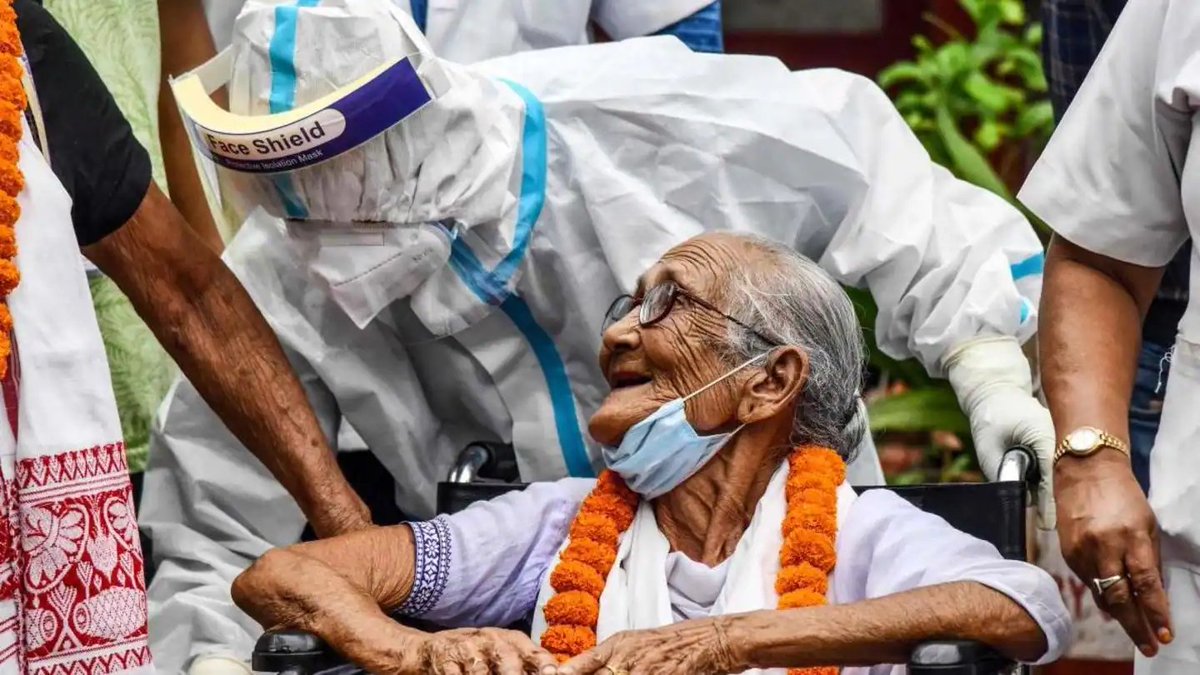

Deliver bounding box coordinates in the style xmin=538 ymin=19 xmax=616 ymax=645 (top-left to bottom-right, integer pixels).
xmin=832 ymin=490 xmax=1071 ymax=665
xmin=407 ymin=478 xmax=595 ymax=628
xmin=1018 ymin=0 xmax=1194 ymax=267
xmin=589 ymin=0 xmax=715 ymax=39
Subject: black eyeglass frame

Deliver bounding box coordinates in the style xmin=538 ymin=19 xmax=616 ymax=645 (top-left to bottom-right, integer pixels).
xmin=602 ymin=281 xmax=781 ymax=347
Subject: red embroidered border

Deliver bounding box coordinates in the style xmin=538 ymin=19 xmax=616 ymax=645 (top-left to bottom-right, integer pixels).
xmin=14 ymin=443 xmax=149 ymax=669
xmin=28 ymin=644 xmax=151 ymax=675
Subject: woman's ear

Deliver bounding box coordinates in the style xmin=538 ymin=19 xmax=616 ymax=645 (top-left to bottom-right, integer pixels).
xmin=736 ymin=346 xmax=809 ymax=424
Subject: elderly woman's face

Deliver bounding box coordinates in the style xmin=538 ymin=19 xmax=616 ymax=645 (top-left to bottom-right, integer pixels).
xmin=589 ymin=235 xmax=761 ymax=447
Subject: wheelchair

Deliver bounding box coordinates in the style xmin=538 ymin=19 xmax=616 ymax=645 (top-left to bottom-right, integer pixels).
xmin=253 ymin=444 xmax=1036 ymax=675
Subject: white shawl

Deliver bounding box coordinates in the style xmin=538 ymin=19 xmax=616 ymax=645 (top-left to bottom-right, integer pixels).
xmin=533 ymin=463 xmax=857 ymax=675
xmin=0 ymin=87 xmax=153 ymax=673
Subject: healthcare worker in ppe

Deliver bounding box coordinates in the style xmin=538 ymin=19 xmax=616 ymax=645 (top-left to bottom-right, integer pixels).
xmin=1022 ymin=0 xmax=1200 ymax=672
xmin=202 ymin=0 xmax=724 ymax=59
xmin=150 ymin=1 xmax=1054 ymax=672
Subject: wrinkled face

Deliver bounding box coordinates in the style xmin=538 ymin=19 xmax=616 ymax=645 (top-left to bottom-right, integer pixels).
xmin=589 ymin=234 xmax=808 ymax=447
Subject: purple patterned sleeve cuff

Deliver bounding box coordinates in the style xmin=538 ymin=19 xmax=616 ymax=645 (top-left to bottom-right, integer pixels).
xmin=396 ymin=517 xmax=452 ymax=617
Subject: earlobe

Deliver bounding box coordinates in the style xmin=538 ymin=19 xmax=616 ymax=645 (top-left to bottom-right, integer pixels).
xmin=736 ymin=347 xmax=809 ymax=424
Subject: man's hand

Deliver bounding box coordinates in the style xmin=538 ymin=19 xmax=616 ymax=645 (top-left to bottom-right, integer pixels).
xmin=1055 ymin=450 xmax=1172 ymax=657
xmin=84 ymin=183 xmax=369 ymax=537
xmin=945 ymin=337 xmax=1057 ymax=528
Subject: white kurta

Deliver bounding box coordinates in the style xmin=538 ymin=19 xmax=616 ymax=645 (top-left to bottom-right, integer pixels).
xmin=397 ymin=478 xmax=1070 ymax=675
xmin=1019 ymin=1 xmax=1200 ymax=672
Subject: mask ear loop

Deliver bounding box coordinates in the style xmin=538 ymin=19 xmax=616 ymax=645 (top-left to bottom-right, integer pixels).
xmin=678 ymin=351 xmax=774 ymax=438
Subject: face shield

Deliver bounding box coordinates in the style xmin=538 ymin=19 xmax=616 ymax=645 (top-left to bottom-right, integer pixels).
xmin=169 ymin=0 xmax=515 ymax=329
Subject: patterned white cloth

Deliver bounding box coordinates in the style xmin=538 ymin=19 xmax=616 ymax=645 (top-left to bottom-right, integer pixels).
xmin=0 ymin=113 xmax=152 ymax=673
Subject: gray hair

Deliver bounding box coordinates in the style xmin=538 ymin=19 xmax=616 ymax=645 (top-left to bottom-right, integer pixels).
xmin=715 ymin=235 xmax=867 ymax=459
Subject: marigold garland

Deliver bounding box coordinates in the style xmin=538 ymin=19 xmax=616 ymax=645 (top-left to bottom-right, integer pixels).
xmin=0 ymin=0 xmax=22 ymax=380
xmin=541 ymin=447 xmax=845 ymax=675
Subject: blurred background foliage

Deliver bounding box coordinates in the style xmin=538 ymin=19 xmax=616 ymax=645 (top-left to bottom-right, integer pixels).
xmin=865 ymin=0 xmax=1050 ymax=484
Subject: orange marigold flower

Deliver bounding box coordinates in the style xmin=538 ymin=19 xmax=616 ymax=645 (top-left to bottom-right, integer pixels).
xmin=549 ymin=560 xmax=606 ymax=597
xmin=775 ymin=562 xmax=829 ymax=597
xmin=0 ymin=225 xmax=14 ymax=259
xmin=596 ymin=470 xmax=638 ymax=505
xmin=782 ymin=507 xmax=837 ymax=540
xmin=543 ymin=590 xmax=600 ymax=627
xmin=781 ymin=528 xmax=836 ymax=572
xmin=0 ymin=161 xmax=21 ymax=196
xmin=785 ymin=471 xmax=835 ymax=492
xmin=541 ymin=624 xmax=596 ymax=657
xmin=0 ymin=191 xmax=20 ymax=226
xmin=0 ymin=140 xmax=16 ymax=165
xmin=562 ymin=538 xmax=618 ymax=577
xmin=790 ymin=447 xmax=846 ymax=483
xmin=778 ymin=588 xmax=827 ymax=610
xmin=0 ymin=303 xmax=11 ymax=332
xmin=569 ymin=512 xmax=620 ymax=548
xmin=0 ymin=259 xmax=18 ymax=295
xmin=786 ymin=486 xmax=837 ymax=511
xmin=585 ymin=492 xmax=636 ymax=531
xmin=0 ymin=103 xmax=19 ymax=139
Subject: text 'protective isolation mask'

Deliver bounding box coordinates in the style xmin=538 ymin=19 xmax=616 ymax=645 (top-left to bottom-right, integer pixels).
xmin=602 ymin=354 xmax=768 ymax=499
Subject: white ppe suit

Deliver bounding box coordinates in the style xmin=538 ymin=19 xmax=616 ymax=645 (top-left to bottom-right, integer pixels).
xmin=203 ymin=0 xmax=716 ymax=60
xmin=146 ymin=1 xmax=1048 ymax=671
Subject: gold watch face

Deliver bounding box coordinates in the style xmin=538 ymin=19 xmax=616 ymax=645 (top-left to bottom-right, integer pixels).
xmin=1066 ymin=427 xmax=1102 ymax=454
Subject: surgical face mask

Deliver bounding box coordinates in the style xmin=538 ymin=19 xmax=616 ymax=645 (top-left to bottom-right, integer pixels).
xmin=602 ymin=354 xmax=767 ymax=499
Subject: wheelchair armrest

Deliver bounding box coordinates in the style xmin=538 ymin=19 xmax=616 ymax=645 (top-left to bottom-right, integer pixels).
xmin=252 ymin=630 xmax=340 ymax=674
xmin=907 ymin=640 xmax=1014 ymax=675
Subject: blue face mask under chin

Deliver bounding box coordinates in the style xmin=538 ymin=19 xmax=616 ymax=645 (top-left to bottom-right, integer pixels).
xmin=601 ymin=354 xmax=767 ymax=499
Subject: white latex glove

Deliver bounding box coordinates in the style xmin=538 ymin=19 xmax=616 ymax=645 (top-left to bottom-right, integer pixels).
xmin=945 ymin=336 xmax=1056 ymax=529
xmin=188 ymin=655 xmax=253 ymax=675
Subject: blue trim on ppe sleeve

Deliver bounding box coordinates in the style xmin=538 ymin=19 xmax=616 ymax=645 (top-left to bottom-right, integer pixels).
xmin=655 ymin=1 xmax=724 ymax=54
xmin=1010 ymin=252 xmax=1045 ymax=281
xmin=410 ymin=0 xmax=428 ymax=32
xmin=441 ymin=81 xmax=589 ymax=477
xmin=1020 ymin=297 xmax=1032 ymax=324
xmin=499 ymin=296 xmax=595 ymax=478
xmin=447 ymin=80 xmax=546 ymax=302
xmin=266 ymin=0 xmax=319 ymax=219
xmin=491 ymin=80 xmax=547 ymax=286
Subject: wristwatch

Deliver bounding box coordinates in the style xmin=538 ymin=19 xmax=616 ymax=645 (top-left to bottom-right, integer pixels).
xmin=1054 ymin=426 xmax=1130 ymax=464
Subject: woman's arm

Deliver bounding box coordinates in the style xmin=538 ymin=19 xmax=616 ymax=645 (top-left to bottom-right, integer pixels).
xmin=231 ymin=527 xmax=426 ymax=671
xmin=733 ymin=581 xmax=1044 ymax=668
xmin=558 ymin=580 xmax=1044 ymax=674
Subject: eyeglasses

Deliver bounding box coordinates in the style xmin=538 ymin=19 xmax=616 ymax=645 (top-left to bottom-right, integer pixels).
xmin=602 ymin=281 xmax=780 ymax=346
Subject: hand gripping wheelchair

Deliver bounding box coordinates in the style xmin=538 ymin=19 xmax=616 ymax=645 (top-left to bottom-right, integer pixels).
xmin=253 ymin=444 xmax=1038 ymax=675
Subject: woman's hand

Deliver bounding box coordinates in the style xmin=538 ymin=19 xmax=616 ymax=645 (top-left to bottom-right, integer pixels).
xmin=403 ymin=628 xmax=559 ymax=675
xmin=558 ymin=619 xmax=741 ymax=675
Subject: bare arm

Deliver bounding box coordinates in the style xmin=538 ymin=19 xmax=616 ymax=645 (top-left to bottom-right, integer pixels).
xmin=559 ymin=581 xmax=1047 ymax=674
xmin=232 ymin=528 xmax=421 ymax=671
xmin=1040 ymin=234 xmax=1172 ymax=654
xmin=83 ymin=183 xmax=370 ymax=537
xmin=233 ymin=527 xmax=558 ymax=674
xmin=157 ymin=0 xmax=224 ymax=252
xmin=733 ymin=582 xmax=1045 ymax=668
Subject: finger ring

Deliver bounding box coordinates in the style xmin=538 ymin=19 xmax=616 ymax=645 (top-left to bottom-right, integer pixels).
xmin=1092 ymin=574 xmax=1126 ymax=595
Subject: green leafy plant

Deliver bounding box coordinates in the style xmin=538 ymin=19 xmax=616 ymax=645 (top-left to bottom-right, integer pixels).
xmin=879 ymin=0 xmax=1052 ymax=204
xmin=863 ymin=0 xmax=1052 ymax=483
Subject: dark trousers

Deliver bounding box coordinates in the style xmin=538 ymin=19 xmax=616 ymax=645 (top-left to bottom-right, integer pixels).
xmin=1129 ymin=340 xmax=1171 ymax=495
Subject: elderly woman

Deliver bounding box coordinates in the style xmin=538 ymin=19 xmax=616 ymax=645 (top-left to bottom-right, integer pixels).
xmin=232 ymin=233 xmax=1069 ymax=675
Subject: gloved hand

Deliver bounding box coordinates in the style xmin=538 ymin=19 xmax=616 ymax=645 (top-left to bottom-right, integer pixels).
xmin=188 ymin=655 xmax=252 ymax=675
xmin=945 ymin=336 xmax=1056 ymax=529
